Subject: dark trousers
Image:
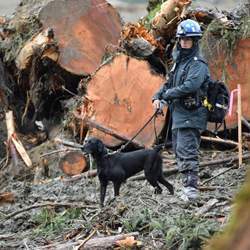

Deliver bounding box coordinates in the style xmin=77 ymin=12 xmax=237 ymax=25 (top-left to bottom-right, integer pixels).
xmin=172 ymin=128 xmax=201 ymax=188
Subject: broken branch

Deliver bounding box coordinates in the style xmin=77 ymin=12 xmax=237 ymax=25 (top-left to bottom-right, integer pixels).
xmin=3 ymin=202 xmax=98 ymax=221
xmin=201 ymin=166 xmax=237 ymax=185
xmin=201 ymin=136 xmax=238 ymax=147
xmin=130 ymin=152 xmax=250 ymax=180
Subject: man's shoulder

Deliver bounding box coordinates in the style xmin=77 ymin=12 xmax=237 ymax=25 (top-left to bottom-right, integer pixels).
xmin=192 ymin=56 xmax=207 ymax=65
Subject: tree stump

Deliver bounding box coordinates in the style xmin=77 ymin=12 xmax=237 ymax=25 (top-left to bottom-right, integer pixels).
xmin=83 ymin=54 xmax=167 ymax=148
xmin=59 ymin=151 xmax=88 ymax=176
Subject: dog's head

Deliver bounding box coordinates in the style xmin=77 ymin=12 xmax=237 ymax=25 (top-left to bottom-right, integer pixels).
xmin=82 ymin=137 xmax=106 ymax=155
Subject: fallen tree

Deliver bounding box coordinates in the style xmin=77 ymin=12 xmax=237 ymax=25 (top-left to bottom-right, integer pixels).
xmin=0 ymin=0 xmax=122 ymax=139
xmin=76 ymin=54 xmax=167 ymax=147
xmin=3 ymin=0 xmax=122 ymax=75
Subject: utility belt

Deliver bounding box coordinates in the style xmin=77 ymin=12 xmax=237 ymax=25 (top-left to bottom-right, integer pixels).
xmin=181 ymin=94 xmax=211 ymax=111
xmin=180 ymin=94 xmax=202 ymax=110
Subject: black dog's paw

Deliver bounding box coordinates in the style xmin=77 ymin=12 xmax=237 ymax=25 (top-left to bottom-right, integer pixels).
xmin=169 ymin=186 xmax=174 ymax=195
xmin=154 ymin=187 xmax=163 ymax=194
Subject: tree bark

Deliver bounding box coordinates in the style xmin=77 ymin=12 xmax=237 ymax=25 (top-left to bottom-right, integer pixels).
xmin=151 ymin=0 xmax=191 ymax=40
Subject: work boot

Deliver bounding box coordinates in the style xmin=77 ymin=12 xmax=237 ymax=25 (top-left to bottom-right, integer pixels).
xmin=180 ymin=186 xmax=199 ymax=203
xmin=180 ymin=170 xmax=199 ymax=203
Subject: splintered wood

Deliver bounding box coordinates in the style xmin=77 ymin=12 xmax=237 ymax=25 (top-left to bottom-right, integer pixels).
xmin=0 ymin=192 xmax=15 ymax=204
xmin=121 ymin=23 xmax=160 ymax=47
xmin=151 ymin=0 xmax=192 ymax=40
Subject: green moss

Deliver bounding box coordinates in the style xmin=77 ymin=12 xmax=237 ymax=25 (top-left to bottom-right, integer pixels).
xmin=201 ymin=16 xmax=250 ymax=61
xmin=0 ymin=16 xmax=41 ymax=63
xmin=143 ymin=3 xmax=162 ymax=30
xmin=32 ymin=207 xmax=84 ymax=237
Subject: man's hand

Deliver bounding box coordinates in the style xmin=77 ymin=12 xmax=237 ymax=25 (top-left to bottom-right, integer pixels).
xmin=153 ymin=99 xmax=161 ymax=111
xmin=153 ymin=99 xmax=165 ymax=115
xmin=153 ymin=100 xmax=161 ymax=110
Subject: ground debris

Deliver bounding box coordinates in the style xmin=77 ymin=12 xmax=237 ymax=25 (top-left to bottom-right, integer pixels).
xmin=0 ymin=0 xmax=250 ymax=249
xmin=0 ymin=149 xmax=247 ymax=249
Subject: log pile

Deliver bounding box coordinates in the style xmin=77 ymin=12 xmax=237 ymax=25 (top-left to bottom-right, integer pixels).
xmin=0 ymin=0 xmax=249 ymax=181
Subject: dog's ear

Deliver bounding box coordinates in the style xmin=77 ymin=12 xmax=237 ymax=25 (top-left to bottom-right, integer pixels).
xmin=97 ymin=141 xmax=104 ymax=153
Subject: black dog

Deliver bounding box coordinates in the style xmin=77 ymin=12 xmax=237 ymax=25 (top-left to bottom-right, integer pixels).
xmin=82 ymin=137 xmax=174 ymax=206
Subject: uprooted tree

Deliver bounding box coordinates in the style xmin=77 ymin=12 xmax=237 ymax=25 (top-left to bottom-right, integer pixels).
xmin=0 ymin=1 xmax=250 ymax=249
xmin=0 ymin=0 xmax=250 ymax=176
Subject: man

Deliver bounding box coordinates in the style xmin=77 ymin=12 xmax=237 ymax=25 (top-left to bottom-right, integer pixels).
xmin=152 ymin=19 xmax=210 ymax=202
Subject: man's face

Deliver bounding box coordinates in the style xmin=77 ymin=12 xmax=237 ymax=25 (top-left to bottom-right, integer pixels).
xmin=180 ymin=37 xmax=193 ymax=49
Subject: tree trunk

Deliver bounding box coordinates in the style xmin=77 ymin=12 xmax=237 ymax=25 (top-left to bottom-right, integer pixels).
xmin=59 ymin=151 xmax=88 ymax=176
xmin=38 ymin=0 xmax=122 ymax=75
xmin=151 ymin=0 xmax=191 ymax=40
xmin=82 ymin=54 xmax=167 ymax=147
xmin=206 ymin=39 xmax=250 ymax=128
xmin=7 ymin=0 xmax=122 ymax=76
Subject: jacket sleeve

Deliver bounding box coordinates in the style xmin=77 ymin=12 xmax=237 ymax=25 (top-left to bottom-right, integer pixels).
xmin=162 ymin=61 xmax=208 ymax=100
xmin=152 ymin=83 xmax=168 ymax=101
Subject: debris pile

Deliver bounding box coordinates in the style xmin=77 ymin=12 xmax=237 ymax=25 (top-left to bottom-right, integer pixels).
xmin=0 ymin=0 xmax=250 ymax=249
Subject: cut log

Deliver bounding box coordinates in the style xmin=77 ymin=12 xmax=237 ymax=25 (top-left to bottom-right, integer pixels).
xmin=59 ymin=151 xmax=88 ymax=176
xmin=202 ymin=33 xmax=250 ymax=128
xmin=201 ymin=136 xmax=238 ymax=147
xmin=38 ymin=0 xmax=122 ymax=75
xmin=130 ymin=152 xmax=250 ymax=180
xmin=82 ymin=54 xmax=167 ymax=147
xmin=84 ymin=232 xmax=139 ymax=249
xmin=151 ymin=0 xmax=192 ymax=40
xmin=195 ymin=198 xmax=219 ymax=216
xmin=35 ymin=232 xmax=139 ymax=249
xmin=8 ymin=0 xmax=122 ymax=75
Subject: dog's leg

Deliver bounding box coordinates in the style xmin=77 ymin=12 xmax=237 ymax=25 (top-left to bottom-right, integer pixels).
xmin=158 ymin=176 xmax=174 ymax=195
xmin=100 ymin=181 xmax=108 ymax=207
xmin=144 ymin=160 xmax=163 ymax=194
xmin=113 ymin=181 xmax=121 ymax=197
xmin=145 ymin=175 xmax=163 ymax=194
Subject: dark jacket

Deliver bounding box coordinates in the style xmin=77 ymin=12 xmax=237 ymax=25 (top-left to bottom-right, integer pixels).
xmin=153 ymin=43 xmax=210 ymax=130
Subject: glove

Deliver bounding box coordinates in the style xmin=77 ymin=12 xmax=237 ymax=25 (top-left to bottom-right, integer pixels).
xmin=153 ymin=99 xmax=166 ymax=115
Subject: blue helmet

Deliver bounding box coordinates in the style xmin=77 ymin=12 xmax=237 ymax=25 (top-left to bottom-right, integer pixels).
xmin=176 ymin=19 xmax=202 ymax=38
